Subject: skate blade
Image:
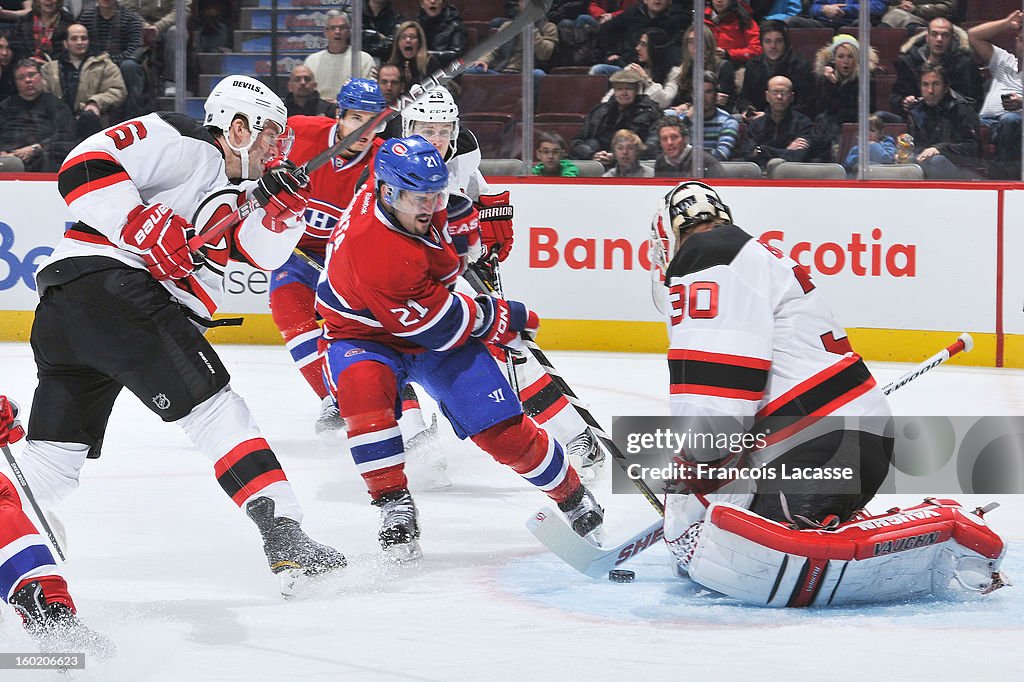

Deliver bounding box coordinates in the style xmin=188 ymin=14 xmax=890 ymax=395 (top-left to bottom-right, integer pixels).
xmin=582 ymin=525 xmax=605 ymax=547
xmin=426 ymin=464 xmax=452 ymax=490
xmin=383 ymin=540 xmax=423 ymax=564
xmin=277 ymin=563 xmax=347 ymax=598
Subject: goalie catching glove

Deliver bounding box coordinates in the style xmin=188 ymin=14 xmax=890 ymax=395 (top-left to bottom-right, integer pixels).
xmin=471 ymin=295 xmax=538 ymax=350
xmin=253 ymin=157 xmax=310 ymax=232
xmin=0 ymin=396 xmax=25 ymax=447
xmin=121 ymin=203 xmax=196 ymax=280
xmin=476 ymin=191 xmax=514 ymax=261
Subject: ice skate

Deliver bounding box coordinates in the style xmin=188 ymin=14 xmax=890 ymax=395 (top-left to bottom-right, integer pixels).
xmin=405 ymin=414 xmax=450 ymax=488
xmin=9 ymin=581 xmax=115 ymax=659
xmin=246 ymin=497 xmax=347 ymax=595
xmin=315 ymin=396 xmax=346 ymax=440
xmin=557 ymin=484 xmax=604 ymax=545
xmin=373 ymin=489 xmax=422 ymax=563
xmin=565 ymin=430 xmax=604 ymax=481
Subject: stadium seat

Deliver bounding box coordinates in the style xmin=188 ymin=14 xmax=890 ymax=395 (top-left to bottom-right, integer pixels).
xmin=0 ymin=156 xmax=26 ymax=173
xmin=864 ymin=164 xmax=924 ymax=180
xmin=574 ymin=160 xmax=607 ymax=177
xmin=549 ymin=66 xmax=592 ymax=75
xmin=787 ymin=28 xmax=835 ymax=64
xmin=769 ymin=161 xmax=847 ymax=179
xmin=537 ymin=75 xmax=610 ymax=116
xmin=965 ymin=0 xmax=1021 ymax=23
xmin=715 ymin=161 xmax=763 ymax=179
xmin=534 ymin=112 xmax=585 ymax=124
xmin=459 ymin=73 xmax=525 ymax=116
xmin=460 ymin=0 xmax=510 ymax=24
xmin=873 ymin=74 xmax=897 ymax=114
xmin=466 ymin=120 xmax=509 ymax=158
xmin=479 ymin=158 xmax=526 ymax=176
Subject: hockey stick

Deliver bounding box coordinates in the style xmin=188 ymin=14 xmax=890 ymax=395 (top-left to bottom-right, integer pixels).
xmin=882 ymin=333 xmax=973 ymax=395
xmin=527 ymin=507 xmax=664 ymax=578
xmin=186 ymin=0 xmax=555 ymax=253
xmin=2 ymin=444 xmax=66 ymax=561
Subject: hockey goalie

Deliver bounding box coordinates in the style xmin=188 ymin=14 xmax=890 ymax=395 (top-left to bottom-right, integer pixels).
xmin=651 ymin=181 xmax=1008 ymax=606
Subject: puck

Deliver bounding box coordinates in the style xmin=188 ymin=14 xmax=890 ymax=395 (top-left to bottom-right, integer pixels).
xmin=608 ymin=569 xmax=635 ymax=583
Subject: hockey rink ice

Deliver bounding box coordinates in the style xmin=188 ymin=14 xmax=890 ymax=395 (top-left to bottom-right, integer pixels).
xmin=0 ymin=341 xmax=1021 ymax=681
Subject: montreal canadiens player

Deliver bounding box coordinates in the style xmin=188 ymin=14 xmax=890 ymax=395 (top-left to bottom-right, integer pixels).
xmin=1 ymin=397 xmax=111 ymax=654
xmin=401 ymin=87 xmax=604 ymax=478
xmin=315 ymin=136 xmax=604 ymax=561
xmin=10 ymin=76 xmax=346 ymax=600
xmin=651 ymin=181 xmax=1007 ymax=605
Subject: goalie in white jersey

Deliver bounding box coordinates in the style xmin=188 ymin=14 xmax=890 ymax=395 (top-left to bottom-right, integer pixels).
xmin=9 ymin=76 xmax=347 ymax=610
xmin=651 ymin=182 xmax=1006 ymax=605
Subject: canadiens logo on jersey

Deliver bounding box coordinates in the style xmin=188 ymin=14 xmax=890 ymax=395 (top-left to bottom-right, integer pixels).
xmin=303 ymin=198 xmax=343 ymax=241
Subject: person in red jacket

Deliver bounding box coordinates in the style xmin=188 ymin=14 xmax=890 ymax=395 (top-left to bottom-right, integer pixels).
xmin=705 ymin=0 xmax=761 ymax=67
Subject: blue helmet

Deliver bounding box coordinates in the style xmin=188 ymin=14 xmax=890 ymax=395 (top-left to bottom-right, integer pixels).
xmin=375 ymin=136 xmax=449 ymax=194
xmin=336 ymin=78 xmax=387 ymax=114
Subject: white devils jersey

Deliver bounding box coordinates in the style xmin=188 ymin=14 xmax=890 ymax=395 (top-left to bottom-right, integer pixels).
xmin=446 ymin=128 xmax=491 ymax=202
xmin=664 ymin=224 xmax=891 ymax=456
xmin=47 ymin=112 xmax=303 ymax=320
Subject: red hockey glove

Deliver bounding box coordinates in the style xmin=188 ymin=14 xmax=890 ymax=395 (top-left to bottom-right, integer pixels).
xmin=121 ymin=203 xmax=195 ymax=280
xmin=476 ymin=191 xmax=514 ymax=261
xmin=253 ymin=158 xmax=310 ymax=232
xmin=472 ymin=295 xmax=539 ymax=349
xmin=0 ymin=396 xmax=25 ymax=447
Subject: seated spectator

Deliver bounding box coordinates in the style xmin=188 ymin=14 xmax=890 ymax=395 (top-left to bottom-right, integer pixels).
xmin=882 ymin=0 xmax=957 ymax=34
xmin=889 ymin=16 xmax=984 ymax=122
xmin=283 ymin=64 xmax=336 ymax=118
xmin=466 ymin=0 xmax=558 ymax=76
xmin=602 ymin=128 xmax=653 ymax=176
xmin=78 ymin=0 xmax=148 ymax=119
xmin=653 ymin=114 xmax=724 ymax=177
xmin=41 ymin=23 xmax=125 ymax=139
xmin=376 ymin=62 xmax=404 ymax=139
xmin=387 ymin=20 xmax=441 ymax=96
xmin=570 ymin=67 xmax=662 ymax=165
xmin=0 ymin=30 xmax=17 ymax=100
xmin=681 ymin=70 xmax=739 ymax=160
xmin=418 ymin=0 xmax=465 ymax=60
xmin=786 ymin=1 xmax=887 ymax=30
xmin=667 ymin=24 xmax=736 ymax=113
xmin=811 ymin=34 xmax=877 ymax=161
xmin=304 ymin=10 xmax=375 ymax=102
xmin=599 ymin=27 xmax=674 ymax=107
xmin=907 ymin=63 xmax=981 ymax=179
xmin=589 ymin=0 xmax=689 ymax=77
xmin=548 ymin=1 xmax=601 ymax=69
xmin=121 ymin=0 xmax=190 ymax=97
xmin=195 ymin=0 xmax=230 ymax=53
xmin=363 ymin=0 xmax=403 ymax=62
xmin=0 ymin=58 xmax=75 ymax=171
xmin=843 ymin=113 xmax=896 ymax=171
xmin=968 ymin=10 xmax=1023 ymax=179
xmin=705 ymin=0 xmax=761 ymax=67
xmin=749 ymin=1 xmax=801 ymax=22
xmin=0 ymin=1 xmax=31 ymax=33
xmin=739 ymin=74 xmax=813 ymax=169
xmin=532 ymin=130 xmax=580 ymax=177
xmin=738 ymin=20 xmax=815 ymax=119
xmin=12 ymin=0 xmax=73 ymax=61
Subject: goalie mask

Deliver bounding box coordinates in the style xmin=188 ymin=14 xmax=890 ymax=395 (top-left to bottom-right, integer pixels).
xmin=649 ymin=181 xmax=732 ymax=313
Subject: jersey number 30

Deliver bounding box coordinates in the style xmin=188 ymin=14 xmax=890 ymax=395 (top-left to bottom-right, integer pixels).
xmin=668 ymin=281 xmax=719 ymax=326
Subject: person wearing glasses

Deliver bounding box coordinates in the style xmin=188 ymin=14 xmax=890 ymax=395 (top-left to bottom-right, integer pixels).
xmin=303 ymin=10 xmax=376 ymax=102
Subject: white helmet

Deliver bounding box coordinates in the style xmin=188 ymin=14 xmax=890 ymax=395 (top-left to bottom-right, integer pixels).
xmin=402 ymin=86 xmax=460 ymax=156
xmin=203 ymin=75 xmax=288 ymax=179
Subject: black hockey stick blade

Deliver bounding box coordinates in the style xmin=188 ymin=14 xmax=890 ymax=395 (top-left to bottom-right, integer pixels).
xmin=2 ymin=444 xmax=66 ymax=561
xmin=188 ymin=0 xmax=554 ymax=252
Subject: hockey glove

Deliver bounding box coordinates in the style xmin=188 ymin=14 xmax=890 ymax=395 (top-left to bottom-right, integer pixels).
xmin=476 ymin=191 xmax=514 ymax=262
xmin=471 ymin=295 xmax=539 ymax=350
xmin=0 ymin=396 xmax=25 ymax=447
xmin=121 ymin=203 xmax=196 ymax=280
xmin=444 ymin=195 xmax=480 ymax=258
xmin=253 ymin=158 xmax=310 ymax=232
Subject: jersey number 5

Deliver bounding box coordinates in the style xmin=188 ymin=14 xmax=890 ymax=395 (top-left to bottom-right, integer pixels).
xmin=668 ymin=281 xmax=719 ymax=326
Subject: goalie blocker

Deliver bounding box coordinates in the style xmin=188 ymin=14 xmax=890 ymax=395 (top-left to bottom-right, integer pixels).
xmin=681 ymin=499 xmax=1007 ymax=607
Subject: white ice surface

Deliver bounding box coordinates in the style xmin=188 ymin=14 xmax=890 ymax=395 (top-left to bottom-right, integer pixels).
xmin=0 ymin=342 xmax=1021 ymax=681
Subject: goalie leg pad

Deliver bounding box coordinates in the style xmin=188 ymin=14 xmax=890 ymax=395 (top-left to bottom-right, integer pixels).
xmin=685 ymin=499 xmax=1006 ymax=607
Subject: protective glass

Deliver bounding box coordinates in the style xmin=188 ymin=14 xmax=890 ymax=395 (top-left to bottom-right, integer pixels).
xmin=384 ymin=185 xmax=449 ymax=214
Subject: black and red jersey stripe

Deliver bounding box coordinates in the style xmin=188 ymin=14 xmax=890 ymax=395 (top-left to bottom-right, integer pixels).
xmin=214 ymin=438 xmax=288 ymax=506
xmin=520 ymin=374 xmax=570 ymax=424
xmin=58 ymin=151 xmax=130 ymax=205
xmin=669 ymin=349 xmax=769 ymax=401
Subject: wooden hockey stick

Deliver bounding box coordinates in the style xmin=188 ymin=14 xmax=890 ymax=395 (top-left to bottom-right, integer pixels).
xmin=2 ymin=444 xmax=66 ymax=561
xmin=187 ymin=0 xmax=555 ymax=253
xmin=882 ymin=333 xmax=973 ymax=395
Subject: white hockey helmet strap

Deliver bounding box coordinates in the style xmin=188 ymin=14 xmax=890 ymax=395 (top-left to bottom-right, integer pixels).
xmin=204 ymin=76 xmax=288 ymax=180
xmin=402 ymin=86 xmax=460 ymax=157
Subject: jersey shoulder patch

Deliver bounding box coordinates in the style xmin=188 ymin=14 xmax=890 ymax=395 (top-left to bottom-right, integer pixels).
xmin=666 ymin=223 xmax=752 ymax=279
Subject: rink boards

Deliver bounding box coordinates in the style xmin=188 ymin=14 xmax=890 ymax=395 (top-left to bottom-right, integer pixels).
xmin=0 ymin=176 xmax=1021 ymax=367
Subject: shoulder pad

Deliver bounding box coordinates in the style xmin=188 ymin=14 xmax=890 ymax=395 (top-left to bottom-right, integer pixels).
xmin=666 ymin=224 xmax=751 ymax=279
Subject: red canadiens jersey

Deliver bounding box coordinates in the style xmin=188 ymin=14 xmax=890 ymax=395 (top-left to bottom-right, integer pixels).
xmin=287 ymin=115 xmax=382 ymax=258
xmin=49 ymin=112 xmax=304 ymax=320
xmin=664 ymin=224 xmax=891 ymax=459
xmin=315 ymin=184 xmax=473 ymax=354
